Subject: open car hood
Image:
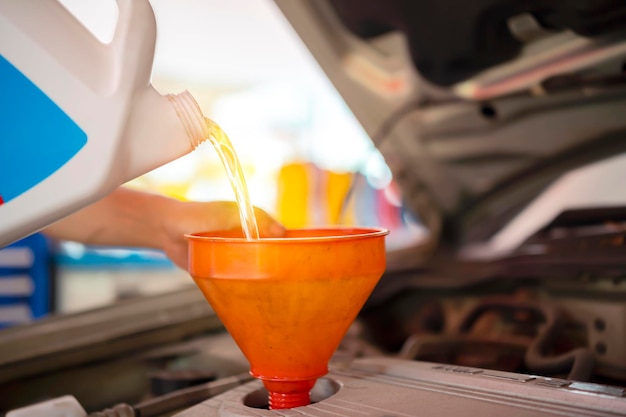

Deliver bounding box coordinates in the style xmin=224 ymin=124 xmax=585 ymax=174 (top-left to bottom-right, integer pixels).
xmin=273 ymin=0 xmax=626 ymax=264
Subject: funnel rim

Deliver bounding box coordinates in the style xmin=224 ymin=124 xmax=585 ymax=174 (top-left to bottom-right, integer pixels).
xmin=185 ymin=226 xmax=389 ymax=243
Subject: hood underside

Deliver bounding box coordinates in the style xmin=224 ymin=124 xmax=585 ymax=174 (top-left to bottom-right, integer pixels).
xmin=274 ymin=0 xmax=626 ymax=260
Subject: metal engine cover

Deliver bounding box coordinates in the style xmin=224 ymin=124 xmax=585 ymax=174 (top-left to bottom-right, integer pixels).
xmin=175 ymin=357 xmax=626 ymax=416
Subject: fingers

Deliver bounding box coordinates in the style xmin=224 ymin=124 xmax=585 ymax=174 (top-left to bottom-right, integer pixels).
xmin=253 ymin=206 xmax=286 ymax=238
xmin=168 ymin=200 xmax=286 ymax=240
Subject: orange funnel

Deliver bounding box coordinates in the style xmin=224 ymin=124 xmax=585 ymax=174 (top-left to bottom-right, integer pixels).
xmin=187 ymin=227 xmax=388 ymax=409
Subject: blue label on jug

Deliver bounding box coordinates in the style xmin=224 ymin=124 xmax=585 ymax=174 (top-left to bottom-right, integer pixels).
xmin=0 ymin=54 xmax=87 ymax=205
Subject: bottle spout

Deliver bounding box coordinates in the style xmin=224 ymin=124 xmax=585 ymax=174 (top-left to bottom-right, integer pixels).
xmin=166 ymin=90 xmax=210 ymax=149
xmin=123 ymin=87 xmax=209 ymax=182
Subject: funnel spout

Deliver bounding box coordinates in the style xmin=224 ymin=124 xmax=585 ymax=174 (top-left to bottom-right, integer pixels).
xmin=265 ymin=379 xmax=316 ymax=409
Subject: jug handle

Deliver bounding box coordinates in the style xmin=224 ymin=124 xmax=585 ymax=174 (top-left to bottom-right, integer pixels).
xmin=0 ymin=0 xmax=157 ymax=94
xmin=110 ymin=0 xmax=157 ymax=91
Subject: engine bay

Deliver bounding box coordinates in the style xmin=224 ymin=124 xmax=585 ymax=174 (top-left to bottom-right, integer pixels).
xmin=3 ymin=0 xmax=626 ymax=415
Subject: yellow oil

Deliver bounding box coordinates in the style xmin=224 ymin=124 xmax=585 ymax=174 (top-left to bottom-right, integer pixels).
xmin=205 ymin=118 xmax=259 ymax=240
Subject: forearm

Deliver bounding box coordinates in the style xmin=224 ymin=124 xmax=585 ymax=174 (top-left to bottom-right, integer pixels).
xmin=43 ymin=187 xmax=173 ymax=249
xmin=42 ymin=186 xmax=284 ymax=270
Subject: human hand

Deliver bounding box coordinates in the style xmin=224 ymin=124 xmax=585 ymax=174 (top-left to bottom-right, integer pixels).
xmin=159 ymin=200 xmax=285 ymax=270
xmin=43 ymin=188 xmax=284 ymax=271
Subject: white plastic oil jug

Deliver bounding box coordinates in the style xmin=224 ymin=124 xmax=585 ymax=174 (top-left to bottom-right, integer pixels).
xmin=0 ymin=0 xmax=209 ymax=247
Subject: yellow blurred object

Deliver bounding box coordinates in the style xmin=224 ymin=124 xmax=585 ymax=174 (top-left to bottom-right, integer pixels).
xmin=276 ymin=163 xmax=311 ymax=228
xmin=156 ymin=184 xmax=191 ymax=201
xmin=326 ymin=170 xmax=353 ymax=225
xmin=124 ymin=177 xmax=190 ymax=201
xmin=276 ymin=163 xmax=356 ymax=228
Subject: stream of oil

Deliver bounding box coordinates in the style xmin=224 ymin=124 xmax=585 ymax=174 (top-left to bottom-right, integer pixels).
xmin=205 ymin=118 xmax=259 ymax=240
